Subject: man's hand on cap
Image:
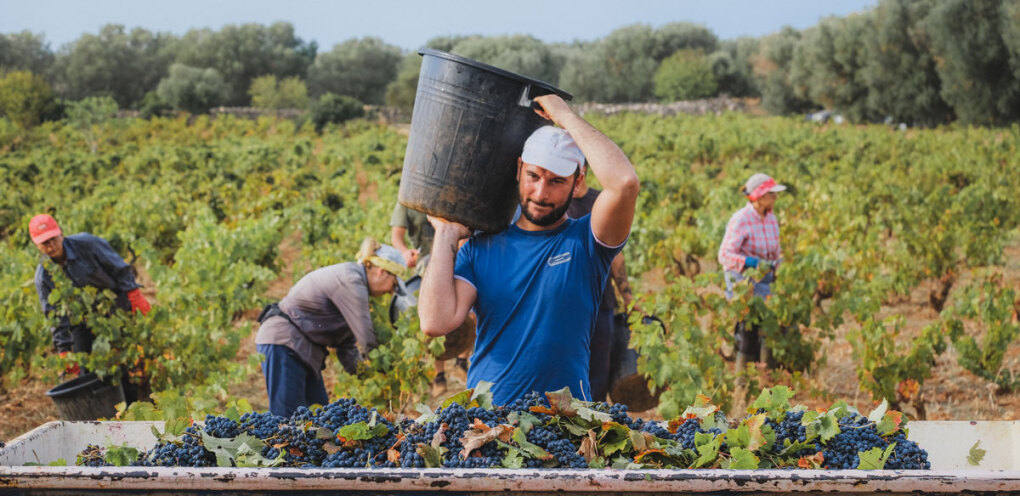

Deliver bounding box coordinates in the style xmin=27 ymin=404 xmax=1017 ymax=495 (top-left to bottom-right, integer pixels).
xmin=533 ymin=94 xmax=573 ymax=127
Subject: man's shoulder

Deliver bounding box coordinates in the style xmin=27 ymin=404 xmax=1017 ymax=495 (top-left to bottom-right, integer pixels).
xmin=65 ymin=232 xmax=104 ymax=245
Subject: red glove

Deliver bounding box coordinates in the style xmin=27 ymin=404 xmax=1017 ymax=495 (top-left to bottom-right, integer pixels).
xmin=59 ymin=351 xmax=80 ymax=376
xmin=127 ymin=288 xmax=151 ymax=316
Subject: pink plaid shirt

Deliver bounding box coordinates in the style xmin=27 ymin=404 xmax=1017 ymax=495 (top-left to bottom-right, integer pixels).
xmin=718 ymin=203 xmax=782 ymax=272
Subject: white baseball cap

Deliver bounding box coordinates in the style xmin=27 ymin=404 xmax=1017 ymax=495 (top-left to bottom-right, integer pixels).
xmin=520 ymin=126 xmax=585 ymax=177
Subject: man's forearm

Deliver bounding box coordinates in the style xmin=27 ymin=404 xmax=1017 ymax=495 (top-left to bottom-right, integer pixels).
xmin=418 ymin=229 xmax=462 ymax=335
xmin=391 ymin=227 xmax=409 ymax=251
xmin=554 ymin=112 xmax=638 ymax=197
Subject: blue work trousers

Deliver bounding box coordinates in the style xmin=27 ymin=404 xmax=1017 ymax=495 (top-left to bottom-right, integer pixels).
xmin=257 ymin=344 xmax=329 ymax=417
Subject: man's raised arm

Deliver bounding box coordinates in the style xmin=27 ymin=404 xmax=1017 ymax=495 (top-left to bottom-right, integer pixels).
xmin=533 ymin=95 xmax=639 ymax=246
xmin=418 ymin=217 xmax=476 ymax=337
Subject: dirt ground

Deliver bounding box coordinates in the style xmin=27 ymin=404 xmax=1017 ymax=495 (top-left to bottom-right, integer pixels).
xmin=3 ymin=231 xmax=1018 ymax=443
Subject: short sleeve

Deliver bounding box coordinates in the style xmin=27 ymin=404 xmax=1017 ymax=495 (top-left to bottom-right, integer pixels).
xmin=584 ymin=215 xmax=625 ymax=265
xmin=390 ymin=203 xmax=409 ymax=228
xmin=453 ymin=239 xmax=476 ymax=289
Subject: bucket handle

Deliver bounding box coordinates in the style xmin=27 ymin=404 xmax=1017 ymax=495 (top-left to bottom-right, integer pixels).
xmin=518 ymin=84 xmax=539 ymax=110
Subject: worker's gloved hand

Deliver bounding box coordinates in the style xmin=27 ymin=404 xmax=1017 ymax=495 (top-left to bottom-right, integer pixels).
xmin=59 ymin=351 xmax=80 ymax=377
xmin=744 ymin=256 xmax=760 ymax=268
xmin=126 ymin=288 xmax=151 ymax=316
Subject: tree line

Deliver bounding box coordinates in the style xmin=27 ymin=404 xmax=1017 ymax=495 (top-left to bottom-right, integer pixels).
xmin=2 ymin=0 xmax=1020 ymax=127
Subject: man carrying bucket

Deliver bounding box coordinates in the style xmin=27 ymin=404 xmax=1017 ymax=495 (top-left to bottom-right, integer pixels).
xmin=419 ymin=95 xmax=639 ymax=406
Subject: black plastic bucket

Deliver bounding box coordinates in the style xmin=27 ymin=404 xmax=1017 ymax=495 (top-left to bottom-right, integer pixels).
xmin=46 ymin=372 xmax=125 ymax=421
xmin=399 ymin=49 xmax=573 ymax=233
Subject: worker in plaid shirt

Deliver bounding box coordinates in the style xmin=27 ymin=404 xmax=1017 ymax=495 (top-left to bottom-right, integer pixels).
xmin=718 ymin=172 xmax=786 ymax=371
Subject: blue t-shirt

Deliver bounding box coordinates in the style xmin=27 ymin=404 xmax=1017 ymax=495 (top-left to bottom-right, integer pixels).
xmin=454 ymin=215 xmax=624 ymax=405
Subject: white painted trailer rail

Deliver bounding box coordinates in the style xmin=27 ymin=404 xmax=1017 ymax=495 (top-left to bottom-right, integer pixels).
xmin=0 ymin=420 xmax=1017 ymax=495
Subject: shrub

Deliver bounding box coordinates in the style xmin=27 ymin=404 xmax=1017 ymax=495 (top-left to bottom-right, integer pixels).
xmin=0 ymin=70 xmax=56 ymax=128
xmin=156 ymin=63 xmax=228 ymax=114
xmin=653 ymin=49 xmax=718 ymax=102
xmin=249 ymin=75 xmax=309 ymax=110
xmin=310 ymin=93 xmax=364 ymax=132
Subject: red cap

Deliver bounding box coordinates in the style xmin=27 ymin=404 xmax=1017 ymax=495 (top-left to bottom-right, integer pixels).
xmin=29 ymin=214 xmax=62 ymax=244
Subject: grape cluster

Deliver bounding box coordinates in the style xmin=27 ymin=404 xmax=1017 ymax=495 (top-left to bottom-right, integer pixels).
xmin=526 ymin=426 xmax=587 ymax=468
xmin=766 ymin=411 xmax=819 ymax=457
xmin=239 ymin=411 xmax=286 ymax=439
xmin=202 ymin=414 xmax=240 ymax=439
xmin=142 ymin=426 xmax=215 ymax=467
xmin=668 ymin=418 xmax=724 ymax=451
xmin=77 ymin=444 xmax=109 ymax=467
xmin=821 ymin=414 xmax=929 ymax=470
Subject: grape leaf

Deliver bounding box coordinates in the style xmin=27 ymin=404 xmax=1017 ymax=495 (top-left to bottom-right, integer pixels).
xmin=103 ymin=445 xmax=139 ymax=466
xmin=510 ymin=427 xmax=553 ymax=460
xmin=337 ymin=421 xmax=389 ymax=442
xmin=598 ymin=422 xmax=631 ymax=456
xmin=692 ymin=431 xmax=721 ymax=468
xmin=797 ymin=452 xmax=825 ymax=469
xmin=165 ymin=418 xmax=191 ymax=438
xmin=416 ymin=443 xmax=446 ymax=468
xmin=222 ymin=405 xmax=240 ymax=423
xmin=967 ymin=441 xmax=986 ymax=466
xmin=857 ymin=443 xmax=896 ymax=470
xmin=578 ymin=431 xmax=598 ymax=463
xmin=827 ymin=401 xmax=854 ymax=418
xmin=804 ymin=411 xmax=841 ymax=443
xmin=441 ymin=390 xmax=473 ymax=409
xmin=26 ymin=458 xmax=68 ymax=467
xmin=867 ymin=399 xmax=888 ymax=423
xmin=682 ymin=393 xmax=720 ymax=420
xmin=875 ymin=411 xmax=905 ymax=436
xmin=506 ymin=411 xmax=542 ymax=433
xmin=430 ymin=422 xmax=448 ymax=449
xmin=469 ymin=380 xmax=494 ymax=410
xmin=751 ymin=386 xmax=794 ymax=418
xmin=501 ymin=447 xmax=524 ymax=468
xmin=574 ymin=404 xmax=613 ymax=424
xmin=743 ymin=414 xmax=768 ymax=451
xmin=460 ymin=421 xmax=513 ymax=459
xmin=414 ymin=403 xmax=438 ymax=424
xmin=544 ymin=387 xmax=577 ymax=417
xmin=724 ymin=447 xmax=760 ymax=469
xmin=201 ymin=432 xmax=270 ymax=468
xmin=235 ymin=442 xmax=286 ymax=468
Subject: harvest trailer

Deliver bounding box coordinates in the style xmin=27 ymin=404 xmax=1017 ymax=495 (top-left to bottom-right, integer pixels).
xmin=0 ymin=420 xmax=1017 ymax=495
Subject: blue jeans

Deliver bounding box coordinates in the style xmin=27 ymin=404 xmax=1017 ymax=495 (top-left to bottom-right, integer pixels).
xmin=257 ymin=344 xmax=329 ymax=417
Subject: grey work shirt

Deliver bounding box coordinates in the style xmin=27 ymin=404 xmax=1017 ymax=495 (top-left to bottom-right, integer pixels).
xmin=254 ymin=262 xmax=377 ymax=376
xmin=390 ymin=203 xmax=434 ymax=257
xmin=35 ymin=233 xmax=139 ymax=352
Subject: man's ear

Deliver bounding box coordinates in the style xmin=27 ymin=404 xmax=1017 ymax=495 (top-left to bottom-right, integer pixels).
xmin=572 ymin=169 xmax=585 ymax=194
xmin=516 ymin=157 xmax=523 ymax=181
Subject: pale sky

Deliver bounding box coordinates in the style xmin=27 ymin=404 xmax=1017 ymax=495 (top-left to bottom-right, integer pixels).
xmin=2 ymin=0 xmax=877 ymax=51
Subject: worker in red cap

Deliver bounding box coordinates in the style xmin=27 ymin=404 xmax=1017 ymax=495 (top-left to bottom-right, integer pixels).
xmin=30 ymin=214 xmax=151 ymax=377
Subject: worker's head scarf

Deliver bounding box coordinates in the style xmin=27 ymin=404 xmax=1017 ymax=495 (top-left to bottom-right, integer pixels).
xmin=357 ymin=238 xmax=409 ymax=280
